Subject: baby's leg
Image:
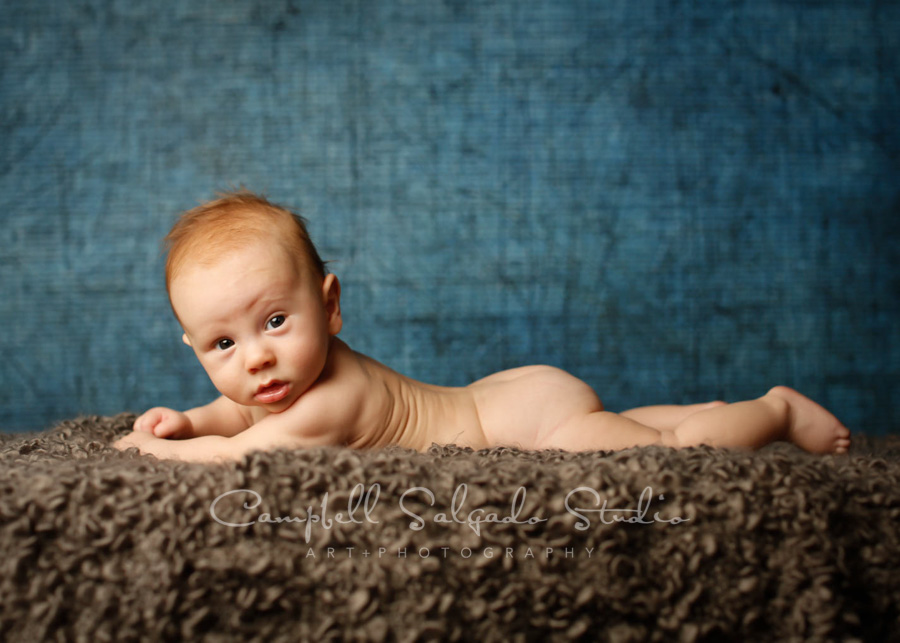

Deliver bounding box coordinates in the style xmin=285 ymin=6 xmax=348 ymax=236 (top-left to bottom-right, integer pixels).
xmin=538 ymin=411 xmax=681 ymax=451
xmin=621 ymin=401 xmax=726 ymax=431
xmin=540 ymin=387 xmax=850 ymax=454
xmin=668 ymin=387 xmax=849 ymax=452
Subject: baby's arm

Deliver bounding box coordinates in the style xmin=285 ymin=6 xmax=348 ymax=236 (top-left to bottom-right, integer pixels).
xmin=115 ymin=415 xmax=336 ymax=463
xmin=117 ymin=386 xmax=354 ymax=463
xmin=134 ymin=395 xmax=251 ymax=439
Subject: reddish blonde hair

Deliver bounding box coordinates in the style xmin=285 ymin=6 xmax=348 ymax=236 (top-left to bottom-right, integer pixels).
xmin=164 ymin=190 xmax=327 ymax=295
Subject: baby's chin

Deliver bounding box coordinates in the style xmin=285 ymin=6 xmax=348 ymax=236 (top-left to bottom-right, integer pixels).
xmin=258 ymin=400 xmax=296 ymax=414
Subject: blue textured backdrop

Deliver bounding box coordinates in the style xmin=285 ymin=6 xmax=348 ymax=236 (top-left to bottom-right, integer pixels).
xmin=1 ymin=0 xmax=898 ymax=434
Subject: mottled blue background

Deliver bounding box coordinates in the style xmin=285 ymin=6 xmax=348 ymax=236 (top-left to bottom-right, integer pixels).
xmin=1 ymin=0 xmax=898 ymax=434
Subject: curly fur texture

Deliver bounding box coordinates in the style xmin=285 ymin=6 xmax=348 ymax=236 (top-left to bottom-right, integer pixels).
xmin=1 ymin=415 xmax=898 ymax=641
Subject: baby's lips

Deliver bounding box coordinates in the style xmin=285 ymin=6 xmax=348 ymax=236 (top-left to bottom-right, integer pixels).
xmin=254 ymin=381 xmax=291 ymax=404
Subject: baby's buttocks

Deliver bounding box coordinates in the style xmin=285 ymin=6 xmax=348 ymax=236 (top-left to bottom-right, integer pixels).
xmin=468 ymin=366 xmax=603 ymax=450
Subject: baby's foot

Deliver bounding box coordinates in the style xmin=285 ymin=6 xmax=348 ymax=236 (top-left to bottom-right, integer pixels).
xmin=767 ymin=386 xmax=851 ymax=454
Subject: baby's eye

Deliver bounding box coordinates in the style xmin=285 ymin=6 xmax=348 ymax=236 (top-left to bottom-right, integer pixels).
xmin=266 ymin=315 xmax=286 ymax=330
xmin=215 ymin=338 xmax=235 ymax=351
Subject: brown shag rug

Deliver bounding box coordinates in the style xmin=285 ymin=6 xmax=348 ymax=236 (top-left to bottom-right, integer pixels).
xmin=1 ymin=414 xmax=899 ymax=641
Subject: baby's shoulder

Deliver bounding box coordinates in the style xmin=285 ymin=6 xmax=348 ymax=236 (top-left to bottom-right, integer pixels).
xmin=287 ymin=344 xmax=381 ymax=424
xmin=295 ymin=361 xmax=366 ymax=417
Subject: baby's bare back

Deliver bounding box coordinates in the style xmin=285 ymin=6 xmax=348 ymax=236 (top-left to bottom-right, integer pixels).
xmin=341 ymin=346 xmax=484 ymax=451
xmin=341 ymin=343 xmax=603 ymax=451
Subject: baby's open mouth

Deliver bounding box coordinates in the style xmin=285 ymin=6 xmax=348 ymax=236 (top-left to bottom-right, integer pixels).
xmin=254 ymin=381 xmax=290 ymax=404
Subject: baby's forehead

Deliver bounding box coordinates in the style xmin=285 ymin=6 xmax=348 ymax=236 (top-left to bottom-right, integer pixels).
xmin=196 ymin=233 xmax=293 ymax=264
xmin=169 ymin=246 xmax=307 ymax=322
xmin=173 ymin=239 xmax=312 ymax=287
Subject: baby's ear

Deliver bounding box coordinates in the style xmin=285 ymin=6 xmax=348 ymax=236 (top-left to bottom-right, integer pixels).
xmin=182 ymin=333 xmax=192 ymax=347
xmin=322 ymin=274 xmax=343 ymax=335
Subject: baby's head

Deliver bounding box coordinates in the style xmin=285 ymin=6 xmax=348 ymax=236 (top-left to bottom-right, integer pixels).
xmin=165 ymin=190 xmax=327 ymax=300
xmin=164 ymin=191 xmax=342 ymax=410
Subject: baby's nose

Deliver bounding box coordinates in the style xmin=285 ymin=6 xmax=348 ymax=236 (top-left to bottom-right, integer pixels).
xmin=245 ymin=343 xmax=275 ymax=373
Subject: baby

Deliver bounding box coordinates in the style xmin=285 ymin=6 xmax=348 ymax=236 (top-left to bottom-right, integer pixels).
xmin=114 ymin=191 xmax=851 ymax=462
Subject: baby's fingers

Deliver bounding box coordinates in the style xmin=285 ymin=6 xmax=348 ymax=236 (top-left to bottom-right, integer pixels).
xmin=134 ymin=412 xmax=155 ymax=433
xmin=134 ymin=407 xmax=169 ymax=435
xmin=153 ymin=415 xmax=181 ymax=438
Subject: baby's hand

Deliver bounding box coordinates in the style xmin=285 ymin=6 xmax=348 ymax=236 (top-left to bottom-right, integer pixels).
xmin=133 ymin=407 xmax=192 ymax=439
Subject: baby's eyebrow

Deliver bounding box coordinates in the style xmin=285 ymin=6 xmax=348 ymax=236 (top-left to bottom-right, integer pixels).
xmin=185 ymin=315 xmax=235 ymax=338
xmin=258 ymin=297 xmax=296 ymax=314
xmin=205 ymin=296 xmax=268 ymax=327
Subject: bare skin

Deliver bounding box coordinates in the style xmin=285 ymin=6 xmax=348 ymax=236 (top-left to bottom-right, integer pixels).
xmin=465 ymin=367 xmax=850 ymax=453
xmin=114 ymin=238 xmax=851 ymax=462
